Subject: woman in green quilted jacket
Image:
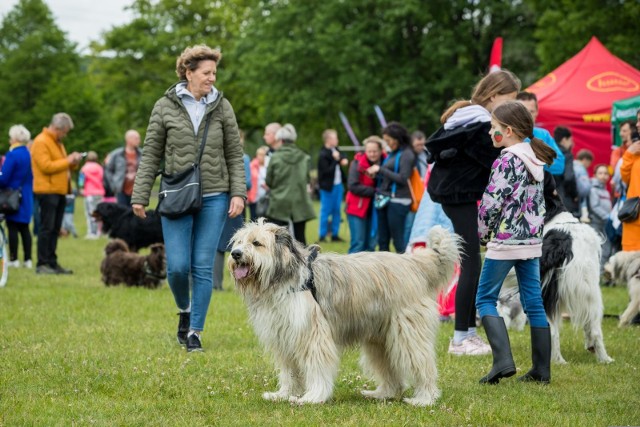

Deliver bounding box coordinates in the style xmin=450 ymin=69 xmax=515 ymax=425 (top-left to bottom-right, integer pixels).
xmin=131 ymin=45 xmax=246 ymax=352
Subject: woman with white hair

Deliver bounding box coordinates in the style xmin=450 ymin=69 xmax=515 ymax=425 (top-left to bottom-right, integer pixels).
xmin=0 ymin=125 xmax=34 ymax=268
xmin=265 ymin=123 xmax=316 ymax=244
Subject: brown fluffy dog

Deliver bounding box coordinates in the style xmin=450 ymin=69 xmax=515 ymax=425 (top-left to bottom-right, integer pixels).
xmin=101 ymin=239 xmax=166 ymax=289
xmin=228 ymin=220 xmax=460 ymax=406
xmin=604 ymin=251 xmax=640 ymax=326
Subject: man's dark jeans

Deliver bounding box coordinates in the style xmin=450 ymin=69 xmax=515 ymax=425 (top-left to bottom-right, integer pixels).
xmin=36 ymin=194 xmax=66 ymax=268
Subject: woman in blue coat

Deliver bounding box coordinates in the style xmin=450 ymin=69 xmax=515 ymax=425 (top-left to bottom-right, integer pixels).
xmin=0 ymin=125 xmax=34 ymax=268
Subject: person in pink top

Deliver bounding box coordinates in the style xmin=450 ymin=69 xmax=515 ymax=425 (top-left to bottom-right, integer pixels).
xmin=79 ymin=151 xmax=105 ymax=238
xmin=247 ymin=146 xmax=269 ymax=221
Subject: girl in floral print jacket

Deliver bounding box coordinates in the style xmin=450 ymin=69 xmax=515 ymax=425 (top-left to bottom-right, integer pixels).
xmin=475 ymin=101 xmax=557 ymax=386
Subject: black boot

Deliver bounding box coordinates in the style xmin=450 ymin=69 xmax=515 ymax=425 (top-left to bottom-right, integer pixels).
xmin=480 ymin=316 xmax=517 ymax=384
xmin=519 ymin=326 xmax=551 ymax=384
xmin=177 ymin=312 xmax=190 ymax=345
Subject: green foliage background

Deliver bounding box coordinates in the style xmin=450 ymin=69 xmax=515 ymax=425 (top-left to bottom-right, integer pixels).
xmin=1 ymin=0 xmax=639 ymax=158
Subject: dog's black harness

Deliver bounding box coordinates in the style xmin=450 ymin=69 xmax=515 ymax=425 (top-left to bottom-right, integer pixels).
xmin=303 ymin=246 xmax=320 ymax=303
xmin=143 ymin=260 xmax=167 ymax=281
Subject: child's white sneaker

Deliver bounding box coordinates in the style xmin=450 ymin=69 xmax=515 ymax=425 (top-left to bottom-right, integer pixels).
xmin=23 ymin=260 xmax=33 ymax=269
xmin=6 ymin=260 xmax=20 ymax=268
xmin=448 ymin=336 xmax=491 ymax=356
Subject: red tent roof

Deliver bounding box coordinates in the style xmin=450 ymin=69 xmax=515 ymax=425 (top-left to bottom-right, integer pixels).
xmin=527 ymin=37 xmax=640 ymax=169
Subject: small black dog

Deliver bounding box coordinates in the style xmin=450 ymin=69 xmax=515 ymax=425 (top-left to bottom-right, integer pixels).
xmin=101 ymin=239 xmax=166 ymax=288
xmin=92 ymin=202 xmax=163 ymax=252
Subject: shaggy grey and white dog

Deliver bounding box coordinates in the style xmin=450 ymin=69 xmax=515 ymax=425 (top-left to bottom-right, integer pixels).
xmin=604 ymin=251 xmax=640 ymax=327
xmin=500 ymin=210 xmax=613 ymax=364
xmin=228 ymin=220 xmax=460 ymax=406
xmin=496 ymin=282 xmax=527 ymax=332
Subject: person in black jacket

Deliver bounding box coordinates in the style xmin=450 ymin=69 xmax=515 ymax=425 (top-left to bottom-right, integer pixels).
xmin=426 ymin=70 xmax=521 ymax=356
xmin=317 ymin=129 xmax=348 ymax=242
xmin=553 ymin=126 xmax=579 ymax=217
xmin=367 ymin=122 xmax=415 ymax=253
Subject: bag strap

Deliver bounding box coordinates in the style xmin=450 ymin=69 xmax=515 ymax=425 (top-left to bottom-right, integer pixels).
xmin=391 ymin=150 xmax=401 ymax=197
xmin=194 ymin=112 xmax=213 ymax=166
xmin=378 ymin=150 xmax=401 ymax=198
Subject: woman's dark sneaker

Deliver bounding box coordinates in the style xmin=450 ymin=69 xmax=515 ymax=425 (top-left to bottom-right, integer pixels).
xmin=177 ymin=312 xmax=190 ymax=345
xmin=187 ymin=333 xmax=203 ymax=352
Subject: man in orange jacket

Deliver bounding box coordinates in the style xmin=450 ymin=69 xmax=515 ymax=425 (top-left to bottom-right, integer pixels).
xmin=31 ymin=113 xmax=83 ymax=274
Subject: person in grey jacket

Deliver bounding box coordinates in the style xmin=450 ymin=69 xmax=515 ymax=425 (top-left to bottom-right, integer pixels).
xmin=105 ymin=129 xmax=141 ymax=206
xmin=589 ymin=164 xmax=612 ymax=272
xmin=131 ymin=45 xmax=246 ymax=352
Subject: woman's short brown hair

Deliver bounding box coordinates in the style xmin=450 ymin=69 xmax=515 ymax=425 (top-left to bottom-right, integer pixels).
xmin=175 ymin=45 xmax=222 ymax=80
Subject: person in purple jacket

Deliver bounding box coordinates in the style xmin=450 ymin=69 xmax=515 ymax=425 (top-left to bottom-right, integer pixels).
xmin=0 ymin=125 xmax=34 ymax=268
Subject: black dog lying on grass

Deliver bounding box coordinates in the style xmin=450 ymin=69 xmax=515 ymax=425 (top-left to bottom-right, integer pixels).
xmin=92 ymin=202 xmax=163 ymax=252
xmin=101 ymin=239 xmax=166 ymax=288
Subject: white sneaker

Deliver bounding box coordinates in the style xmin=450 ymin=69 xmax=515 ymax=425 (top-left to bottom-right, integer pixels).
xmin=448 ymin=336 xmax=492 ymax=356
xmin=24 ymin=260 xmax=33 ymax=269
xmin=467 ymin=335 xmax=492 ymax=354
xmin=84 ymin=234 xmax=99 ymax=240
xmin=6 ymin=260 xmax=20 ymax=268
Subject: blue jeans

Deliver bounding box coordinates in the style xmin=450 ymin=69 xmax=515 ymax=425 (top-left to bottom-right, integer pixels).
xmin=161 ymin=194 xmax=228 ymax=331
xmin=377 ymin=201 xmax=410 ymax=253
xmin=116 ymin=192 xmax=132 ymax=206
xmin=319 ymin=184 xmax=344 ymax=239
xmin=347 ymin=213 xmax=376 ymax=253
xmin=476 ymin=258 xmax=548 ymax=328
xmin=404 ymin=210 xmax=416 ymax=246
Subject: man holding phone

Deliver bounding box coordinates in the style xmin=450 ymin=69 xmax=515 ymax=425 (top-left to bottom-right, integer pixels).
xmin=31 ymin=113 xmax=83 ymax=274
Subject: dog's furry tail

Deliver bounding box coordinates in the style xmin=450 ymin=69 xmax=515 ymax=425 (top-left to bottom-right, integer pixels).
xmin=420 ymin=225 xmax=462 ymax=293
xmin=540 ymin=229 xmax=573 ymax=321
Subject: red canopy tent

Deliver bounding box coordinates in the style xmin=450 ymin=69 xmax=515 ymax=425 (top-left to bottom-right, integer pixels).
xmin=527 ymin=37 xmax=640 ymax=170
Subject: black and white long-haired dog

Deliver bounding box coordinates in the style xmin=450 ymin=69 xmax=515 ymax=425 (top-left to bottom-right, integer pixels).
xmin=501 ymin=173 xmax=613 ymax=364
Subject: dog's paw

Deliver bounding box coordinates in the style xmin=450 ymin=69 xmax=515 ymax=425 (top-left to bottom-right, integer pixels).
xmin=361 ymin=388 xmax=396 ymax=400
xmin=289 ymin=395 xmax=327 ymax=405
xmin=263 ymin=391 xmax=290 ymax=401
xmin=552 ymin=356 xmax=568 ymax=365
xmin=403 ymin=396 xmax=437 ymax=407
xmin=598 ymin=355 xmax=614 ymax=364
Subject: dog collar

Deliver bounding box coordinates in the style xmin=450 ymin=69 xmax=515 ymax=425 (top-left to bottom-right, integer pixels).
xmin=289 ymin=246 xmax=320 ymax=303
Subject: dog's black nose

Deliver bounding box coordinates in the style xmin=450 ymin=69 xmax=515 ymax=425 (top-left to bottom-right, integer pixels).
xmin=231 ymin=249 xmax=242 ymax=260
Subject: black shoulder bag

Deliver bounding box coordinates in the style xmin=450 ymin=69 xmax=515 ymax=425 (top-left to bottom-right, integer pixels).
xmin=0 ymin=188 xmax=22 ymax=215
xmin=157 ymin=114 xmax=211 ymax=219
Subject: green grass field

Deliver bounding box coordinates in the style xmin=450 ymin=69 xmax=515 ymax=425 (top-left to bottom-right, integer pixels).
xmin=1 ymin=201 xmax=639 ymax=426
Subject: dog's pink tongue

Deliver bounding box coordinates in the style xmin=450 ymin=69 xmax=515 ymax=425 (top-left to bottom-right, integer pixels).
xmin=234 ymin=266 xmax=249 ymax=280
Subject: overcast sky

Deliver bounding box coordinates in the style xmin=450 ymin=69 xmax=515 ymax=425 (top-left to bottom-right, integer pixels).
xmin=0 ymin=0 xmax=135 ymax=52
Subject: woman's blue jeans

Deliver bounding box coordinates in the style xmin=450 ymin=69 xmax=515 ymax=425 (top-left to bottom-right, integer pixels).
xmin=377 ymin=201 xmax=410 ymax=253
xmin=161 ymin=194 xmax=228 ymax=331
xmin=476 ymin=257 xmax=548 ymax=328
xmin=347 ymin=213 xmax=376 ymax=253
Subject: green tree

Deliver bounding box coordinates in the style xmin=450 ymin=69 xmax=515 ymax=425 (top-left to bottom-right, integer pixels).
xmin=233 ymin=0 xmax=538 ymax=152
xmin=89 ymin=0 xmax=254 ymax=139
xmin=530 ymin=0 xmax=640 ymax=73
xmin=0 ymin=0 xmax=116 ymax=155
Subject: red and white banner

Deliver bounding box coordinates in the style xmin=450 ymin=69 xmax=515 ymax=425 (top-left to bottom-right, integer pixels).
xmin=489 ymin=37 xmax=503 ymax=73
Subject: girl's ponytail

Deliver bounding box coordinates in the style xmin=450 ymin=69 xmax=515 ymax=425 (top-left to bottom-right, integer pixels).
xmin=440 ymin=100 xmax=472 ymax=124
xmin=530 ymin=137 xmax=557 ymax=166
